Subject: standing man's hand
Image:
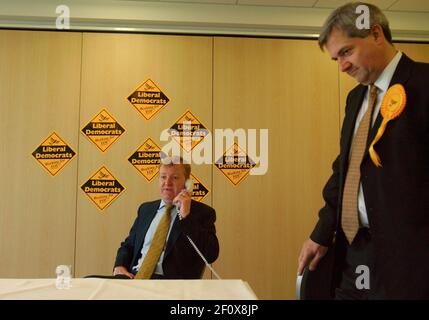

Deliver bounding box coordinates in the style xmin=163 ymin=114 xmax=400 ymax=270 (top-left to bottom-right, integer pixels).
xmin=297 ymin=239 xmax=328 ymax=275
xmin=113 ymin=266 xmax=135 ymax=279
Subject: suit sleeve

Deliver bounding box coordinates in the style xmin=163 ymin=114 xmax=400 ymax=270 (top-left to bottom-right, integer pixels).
xmin=309 ymin=91 xmax=356 ymax=247
xmin=179 ymin=204 xmax=219 ymax=264
xmin=310 ymin=154 xmax=340 ymax=246
xmin=113 ymin=204 xmax=143 ymax=270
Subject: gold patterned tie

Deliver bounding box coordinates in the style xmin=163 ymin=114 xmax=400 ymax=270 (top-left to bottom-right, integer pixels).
xmin=135 ymin=204 xmax=173 ymax=279
xmin=341 ymin=85 xmax=378 ymax=244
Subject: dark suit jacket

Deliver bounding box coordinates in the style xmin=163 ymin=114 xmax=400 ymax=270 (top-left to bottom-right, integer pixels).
xmin=114 ymin=199 xmax=219 ymax=279
xmin=311 ymin=54 xmax=429 ymax=299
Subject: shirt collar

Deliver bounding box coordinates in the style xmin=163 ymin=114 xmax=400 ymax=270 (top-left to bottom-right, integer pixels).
xmin=374 ymin=51 xmax=402 ymax=93
xmin=159 ymin=200 xmax=167 ymax=209
xmin=159 ymin=200 xmax=175 ymax=211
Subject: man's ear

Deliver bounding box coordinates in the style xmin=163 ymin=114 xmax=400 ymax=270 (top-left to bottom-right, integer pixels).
xmin=371 ymin=24 xmax=385 ymax=43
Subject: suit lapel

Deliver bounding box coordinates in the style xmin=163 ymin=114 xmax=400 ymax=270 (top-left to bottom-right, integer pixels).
xmin=164 ymin=200 xmax=195 ymax=258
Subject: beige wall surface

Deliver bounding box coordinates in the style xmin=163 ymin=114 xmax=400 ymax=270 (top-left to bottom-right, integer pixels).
xmin=1 ymin=28 xmax=428 ymax=299
xmin=212 ymin=37 xmax=339 ymax=299
xmin=0 ymin=30 xmax=82 ymax=277
xmin=75 ymin=33 xmax=213 ymax=277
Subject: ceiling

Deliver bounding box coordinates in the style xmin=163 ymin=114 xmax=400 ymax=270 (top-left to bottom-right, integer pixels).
xmin=1 ymin=0 xmax=429 ymax=40
xmin=120 ymin=0 xmax=429 ymax=13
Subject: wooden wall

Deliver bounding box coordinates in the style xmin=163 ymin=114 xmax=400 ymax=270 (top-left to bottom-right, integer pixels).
xmin=212 ymin=37 xmax=339 ymax=299
xmin=0 ymin=31 xmax=81 ymax=278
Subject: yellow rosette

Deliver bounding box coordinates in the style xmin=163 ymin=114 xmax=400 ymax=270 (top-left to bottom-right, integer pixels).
xmin=369 ymin=84 xmax=407 ymax=167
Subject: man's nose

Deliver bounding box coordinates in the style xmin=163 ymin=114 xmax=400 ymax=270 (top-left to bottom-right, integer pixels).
xmin=339 ymin=59 xmax=351 ymax=73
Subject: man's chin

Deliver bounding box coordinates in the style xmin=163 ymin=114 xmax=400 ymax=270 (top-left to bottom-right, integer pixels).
xmin=354 ymin=76 xmax=369 ymax=85
xmin=161 ymin=194 xmax=174 ymax=203
xmin=353 ymin=73 xmax=372 ymax=85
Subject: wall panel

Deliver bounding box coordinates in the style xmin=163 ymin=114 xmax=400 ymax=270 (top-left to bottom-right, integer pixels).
xmin=212 ymin=37 xmax=340 ymax=299
xmin=75 ymin=33 xmax=213 ymax=277
xmin=0 ymin=30 xmax=81 ymax=277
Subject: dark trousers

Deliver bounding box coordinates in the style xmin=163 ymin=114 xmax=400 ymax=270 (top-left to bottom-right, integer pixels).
xmin=335 ymin=228 xmax=384 ymax=300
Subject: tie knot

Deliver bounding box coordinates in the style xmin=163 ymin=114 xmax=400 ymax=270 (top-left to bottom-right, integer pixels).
xmin=370 ymin=85 xmax=378 ymax=97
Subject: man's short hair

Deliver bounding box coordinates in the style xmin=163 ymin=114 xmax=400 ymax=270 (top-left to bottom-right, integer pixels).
xmin=160 ymin=155 xmax=191 ymax=180
xmin=318 ymin=1 xmax=393 ymax=50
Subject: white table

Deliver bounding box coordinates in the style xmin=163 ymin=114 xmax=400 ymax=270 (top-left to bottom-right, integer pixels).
xmin=0 ymin=279 xmax=258 ymax=300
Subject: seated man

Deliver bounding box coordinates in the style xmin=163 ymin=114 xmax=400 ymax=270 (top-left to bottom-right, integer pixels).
xmin=113 ymin=156 xmax=219 ymax=279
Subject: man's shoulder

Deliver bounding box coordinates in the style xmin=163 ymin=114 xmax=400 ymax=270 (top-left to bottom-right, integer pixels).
xmin=191 ymin=200 xmax=215 ymax=213
xmin=413 ymin=61 xmax=429 ymax=75
xmin=138 ymin=199 xmax=161 ymax=212
xmin=398 ymin=53 xmax=429 ymax=79
xmin=347 ymin=83 xmax=366 ymax=100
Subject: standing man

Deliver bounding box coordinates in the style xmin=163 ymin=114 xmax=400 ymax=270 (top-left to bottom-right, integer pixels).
xmin=298 ymin=2 xmax=429 ymax=299
xmin=114 ymin=156 xmax=219 ymax=279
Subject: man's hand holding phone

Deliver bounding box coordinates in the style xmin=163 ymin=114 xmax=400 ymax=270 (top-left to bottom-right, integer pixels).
xmin=173 ymin=179 xmax=193 ymax=219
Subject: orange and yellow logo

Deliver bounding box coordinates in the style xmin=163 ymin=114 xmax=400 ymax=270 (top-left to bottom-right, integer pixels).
xmin=128 ymin=138 xmax=163 ymax=181
xmin=127 ymin=79 xmax=170 ymax=120
xmin=369 ymin=84 xmax=407 ymax=167
xmin=32 ymin=132 xmax=76 ymax=176
xmin=189 ymin=173 xmax=209 ymax=202
xmin=168 ymin=110 xmax=209 ymax=152
xmin=214 ymin=143 xmax=256 ymax=186
xmin=81 ymin=166 xmax=126 ymax=211
xmin=81 ymin=109 xmax=125 ymax=152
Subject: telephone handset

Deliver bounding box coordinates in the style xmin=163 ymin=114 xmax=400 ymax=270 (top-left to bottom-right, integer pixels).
xmin=185 ymin=178 xmax=193 ymax=193
xmin=174 ymin=178 xmax=193 ymax=212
